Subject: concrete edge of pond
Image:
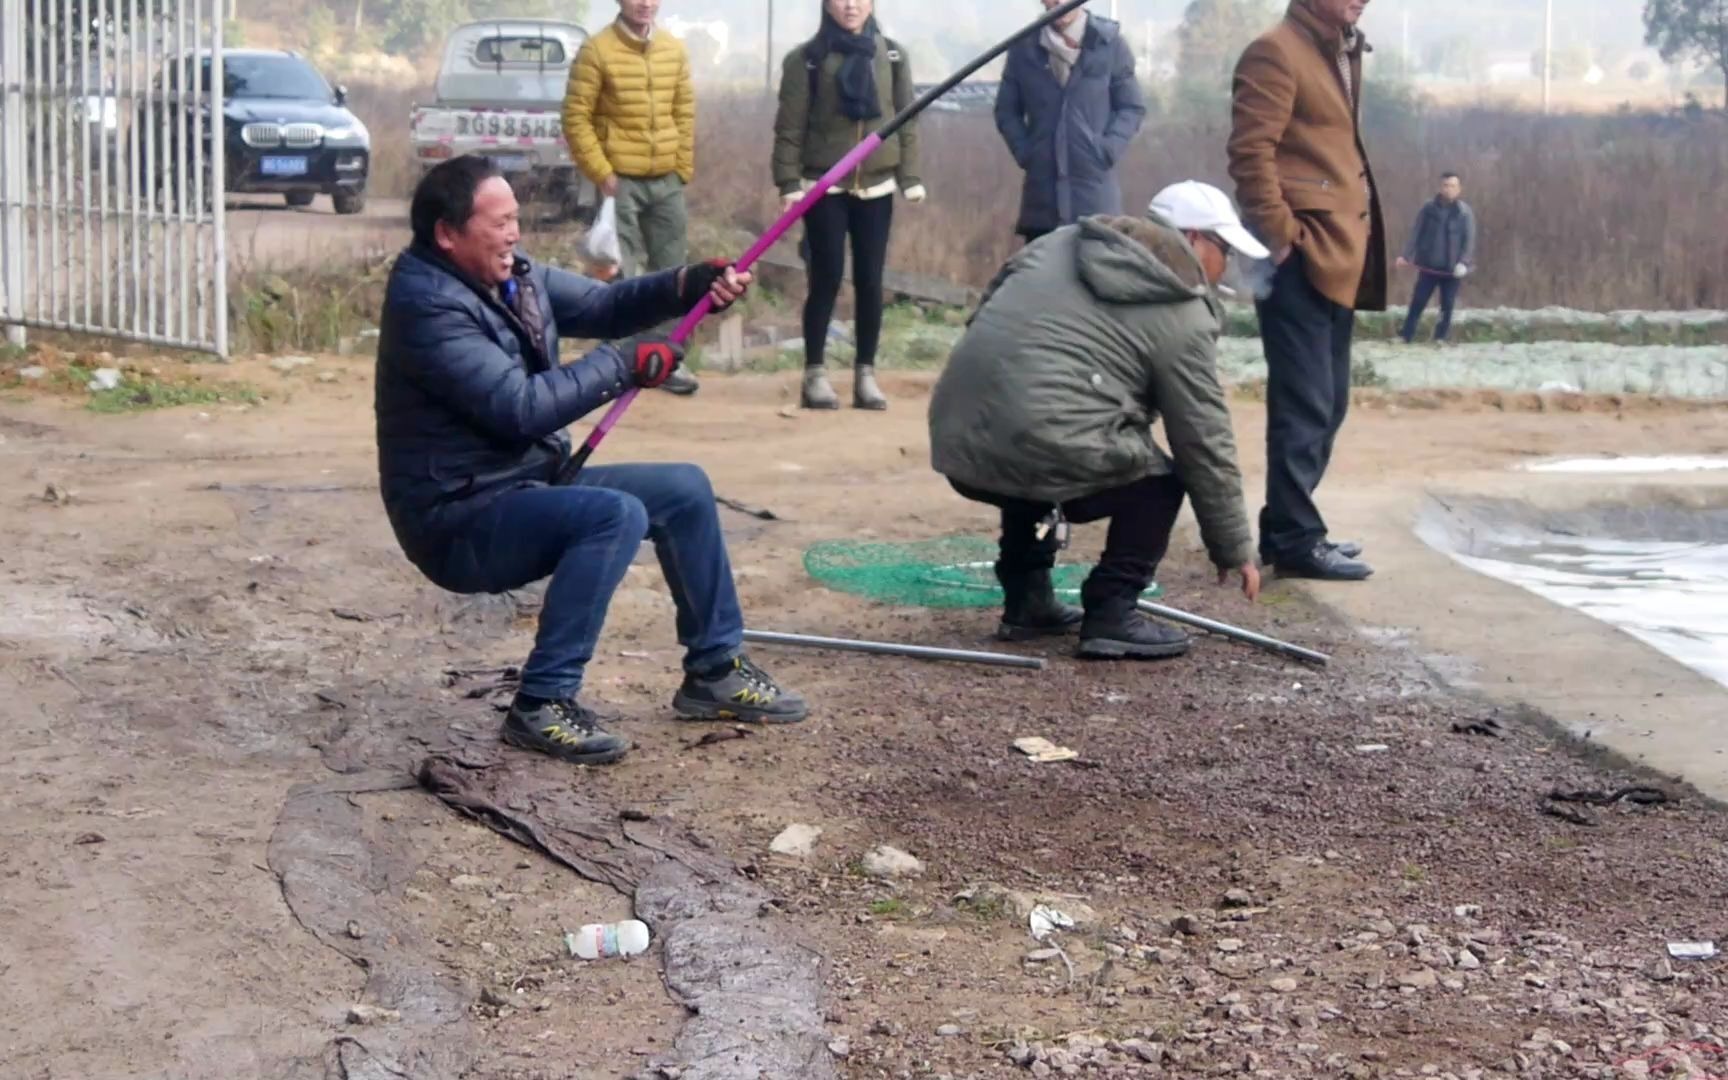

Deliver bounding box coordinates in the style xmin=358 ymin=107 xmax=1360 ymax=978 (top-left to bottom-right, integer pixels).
xmin=1292 ymin=469 xmax=1728 ymax=806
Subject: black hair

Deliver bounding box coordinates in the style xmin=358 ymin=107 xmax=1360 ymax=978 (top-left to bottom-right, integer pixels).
xmin=410 ymin=155 xmax=504 ymax=247
xmin=1441 ymin=171 xmax=1462 ymax=182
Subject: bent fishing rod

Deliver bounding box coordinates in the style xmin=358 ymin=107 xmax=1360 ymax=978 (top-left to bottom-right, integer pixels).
xmin=559 ymin=0 xmax=1092 ymax=485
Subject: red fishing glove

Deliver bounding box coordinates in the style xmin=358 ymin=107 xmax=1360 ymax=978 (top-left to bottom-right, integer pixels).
xmin=620 ymin=335 xmax=685 ymax=389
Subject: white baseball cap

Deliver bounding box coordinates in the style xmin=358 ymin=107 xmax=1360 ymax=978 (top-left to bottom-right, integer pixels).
xmin=1149 ymin=181 xmax=1271 ymax=261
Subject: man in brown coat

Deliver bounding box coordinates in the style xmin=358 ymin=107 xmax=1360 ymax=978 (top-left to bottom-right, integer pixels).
xmin=1228 ymin=0 xmax=1385 ymax=581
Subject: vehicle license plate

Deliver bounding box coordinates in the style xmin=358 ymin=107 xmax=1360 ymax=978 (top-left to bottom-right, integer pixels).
xmin=260 ymin=156 xmax=308 ymax=177
xmin=460 ymin=114 xmax=554 ymax=138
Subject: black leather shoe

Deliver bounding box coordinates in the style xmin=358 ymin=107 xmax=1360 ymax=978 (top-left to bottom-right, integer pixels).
xmin=1327 ymin=539 xmax=1365 ymax=559
xmin=1275 ymin=544 xmax=1374 ymax=582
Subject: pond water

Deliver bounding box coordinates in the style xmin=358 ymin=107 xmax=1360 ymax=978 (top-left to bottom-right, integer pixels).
xmin=1523 ymin=456 xmax=1728 ymax=474
xmin=1445 ymin=535 xmax=1728 ymax=691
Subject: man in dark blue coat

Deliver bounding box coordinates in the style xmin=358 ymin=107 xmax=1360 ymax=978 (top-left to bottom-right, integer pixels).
xmin=994 ymin=0 xmax=1146 ymax=243
xmin=376 ymin=156 xmax=808 ymax=767
xmin=1396 ymin=171 xmax=1477 ymax=343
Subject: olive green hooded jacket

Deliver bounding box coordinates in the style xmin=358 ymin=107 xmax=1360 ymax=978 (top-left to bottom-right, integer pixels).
xmin=928 ymin=214 xmax=1254 ymax=570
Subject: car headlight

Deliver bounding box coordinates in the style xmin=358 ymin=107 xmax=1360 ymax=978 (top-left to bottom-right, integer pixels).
xmin=324 ymin=122 xmax=368 ymax=145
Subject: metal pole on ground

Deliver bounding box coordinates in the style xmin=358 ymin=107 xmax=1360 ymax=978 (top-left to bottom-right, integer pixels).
xmin=743 ymin=629 xmax=1045 ymax=671
xmin=1137 ymin=601 xmax=1331 ymax=667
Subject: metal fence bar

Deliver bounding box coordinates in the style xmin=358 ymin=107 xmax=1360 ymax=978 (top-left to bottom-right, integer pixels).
xmin=81 ymin=0 xmax=94 ymax=332
xmin=174 ymin=2 xmax=187 ymax=344
xmin=209 ymin=7 xmax=224 ymax=357
xmin=126 ymin=0 xmax=141 ymax=336
xmin=1 ymin=0 xmax=22 ymax=346
xmin=97 ymin=0 xmax=111 ymax=329
xmin=45 ymin=0 xmax=59 ymax=325
xmin=143 ymin=0 xmax=157 ymax=339
xmin=66 ymin=0 xmax=78 ymax=328
xmin=162 ymin=0 xmax=173 ymax=342
xmin=30 ymin=0 xmax=45 ymax=324
xmin=191 ymin=0 xmax=203 ymax=345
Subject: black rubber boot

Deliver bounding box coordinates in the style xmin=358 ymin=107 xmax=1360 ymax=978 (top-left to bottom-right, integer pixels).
xmin=1076 ymin=582 xmax=1191 ymax=661
xmin=997 ymin=565 xmax=1084 ymax=641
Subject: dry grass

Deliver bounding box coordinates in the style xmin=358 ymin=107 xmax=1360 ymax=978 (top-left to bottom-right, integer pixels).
xmin=344 ymin=79 xmax=1728 ymax=312
xmin=344 ymin=79 xmax=435 ymax=201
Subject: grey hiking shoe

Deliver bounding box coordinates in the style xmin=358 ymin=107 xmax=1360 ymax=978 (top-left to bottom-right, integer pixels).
xmin=659 ymin=368 xmax=700 ymax=396
xmin=672 ymin=655 xmax=809 ymax=724
xmin=853 ymin=365 xmax=888 ymax=410
xmin=801 ymin=367 xmax=839 ymax=410
xmin=501 ymin=696 xmax=630 ymax=765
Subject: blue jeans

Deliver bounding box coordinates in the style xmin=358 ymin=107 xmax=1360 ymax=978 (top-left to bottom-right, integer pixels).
xmin=1401 ymin=273 xmax=1461 ymax=342
xmin=435 ymin=463 xmax=743 ymax=700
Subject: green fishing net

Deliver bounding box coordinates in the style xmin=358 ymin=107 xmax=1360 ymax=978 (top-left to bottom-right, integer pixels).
xmin=802 ymin=536 xmax=1162 ymax=609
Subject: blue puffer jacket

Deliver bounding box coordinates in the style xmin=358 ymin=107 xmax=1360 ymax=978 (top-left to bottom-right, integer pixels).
xmin=994 ymin=15 xmax=1146 ymax=237
xmin=374 ymin=243 xmax=683 ymax=575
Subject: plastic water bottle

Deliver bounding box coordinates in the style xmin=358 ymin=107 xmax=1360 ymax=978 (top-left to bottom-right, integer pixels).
xmin=567 ymin=920 xmax=651 ymax=960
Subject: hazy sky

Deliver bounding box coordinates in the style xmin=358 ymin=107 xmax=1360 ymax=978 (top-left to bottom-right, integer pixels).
xmin=677 ymin=0 xmax=1650 ymax=60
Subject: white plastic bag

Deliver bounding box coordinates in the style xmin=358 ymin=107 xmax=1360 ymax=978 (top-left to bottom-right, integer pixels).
xmin=586 ymin=196 xmax=622 ymax=266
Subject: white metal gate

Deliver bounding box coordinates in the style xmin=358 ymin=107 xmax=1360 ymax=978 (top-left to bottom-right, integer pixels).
xmin=1 ymin=0 xmax=227 ymax=356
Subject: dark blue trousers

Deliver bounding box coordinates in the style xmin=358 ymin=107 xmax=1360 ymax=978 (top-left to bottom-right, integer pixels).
xmin=1255 ymin=252 xmax=1355 ymax=564
xmin=1400 ymin=272 xmax=1462 ymax=342
xmin=433 ymin=463 xmax=743 ymax=700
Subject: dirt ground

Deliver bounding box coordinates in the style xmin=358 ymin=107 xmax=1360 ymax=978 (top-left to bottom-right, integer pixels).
xmin=2 ymin=351 xmax=1726 ymax=1080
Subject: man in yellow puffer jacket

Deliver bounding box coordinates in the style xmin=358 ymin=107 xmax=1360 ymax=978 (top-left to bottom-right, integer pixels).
xmin=563 ymin=0 xmax=699 ymax=394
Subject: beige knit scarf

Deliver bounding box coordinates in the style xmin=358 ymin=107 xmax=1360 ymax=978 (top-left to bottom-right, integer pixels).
xmin=1042 ymin=10 xmax=1087 ymax=86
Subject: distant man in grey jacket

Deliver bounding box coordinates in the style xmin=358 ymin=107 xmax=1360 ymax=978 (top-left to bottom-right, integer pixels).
xmin=1397 ymin=172 xmax=1476 ymax=343
xmin=994 ymin=0 xmax=1146 ymax=243
xmin=929 ymin=183 xmax=1264 ymax=662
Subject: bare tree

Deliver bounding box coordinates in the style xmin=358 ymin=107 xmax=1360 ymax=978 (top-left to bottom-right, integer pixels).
xmin=1644 ymin=0 xmax=1728 ymax=108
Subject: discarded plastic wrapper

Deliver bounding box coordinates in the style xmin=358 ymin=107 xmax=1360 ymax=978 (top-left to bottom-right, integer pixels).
xmin=1667 ymin=941 xmax=1718 ymax=960
xmin=1029 ymin=905 xmax=1075 ymax=941
xmin=1014 ymin=736 xmax=1079 ymax=764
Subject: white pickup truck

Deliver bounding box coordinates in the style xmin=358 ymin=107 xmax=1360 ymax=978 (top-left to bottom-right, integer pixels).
xmin=409 ymin=19 xmax=598 ymax=219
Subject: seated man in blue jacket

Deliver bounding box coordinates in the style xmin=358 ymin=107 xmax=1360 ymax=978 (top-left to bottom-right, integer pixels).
xmin=376 ymin=155 xmax=808 ymax=767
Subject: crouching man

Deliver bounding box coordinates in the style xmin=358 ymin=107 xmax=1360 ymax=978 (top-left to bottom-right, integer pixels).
xmin=928 ymin=182 xmax=1263 ymax=659
xmin=376 ymin=156 xmax=808 ymax=767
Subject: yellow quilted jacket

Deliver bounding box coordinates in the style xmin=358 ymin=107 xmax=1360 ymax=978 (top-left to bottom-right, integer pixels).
xmin=561 ymin=22 xmax=695 ymax=185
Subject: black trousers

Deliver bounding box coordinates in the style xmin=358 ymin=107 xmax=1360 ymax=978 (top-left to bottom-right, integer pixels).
xmin=802 ymin=193 xmax=893 ymax=370
xmin=950 ymin=474 xmax=1187 ymax=599
xmin=1255 ymin=252 xmax=1355 ymax=564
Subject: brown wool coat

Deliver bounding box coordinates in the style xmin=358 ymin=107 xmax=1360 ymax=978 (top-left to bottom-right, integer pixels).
xmin=1227 ymin=1 xmax=1387 ymax=311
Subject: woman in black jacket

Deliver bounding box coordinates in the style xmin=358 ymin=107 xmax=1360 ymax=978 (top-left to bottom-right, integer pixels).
xmin=772 ymin=0 xmax=925 ymax=410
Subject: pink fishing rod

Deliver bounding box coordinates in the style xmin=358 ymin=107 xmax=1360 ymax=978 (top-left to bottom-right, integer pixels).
xmin=559 ymin=0 xmax=1093 ymax=485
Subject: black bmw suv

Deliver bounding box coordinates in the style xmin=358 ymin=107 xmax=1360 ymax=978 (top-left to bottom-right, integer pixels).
xmin=146 ymin=49 xmax=371 ymax=214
